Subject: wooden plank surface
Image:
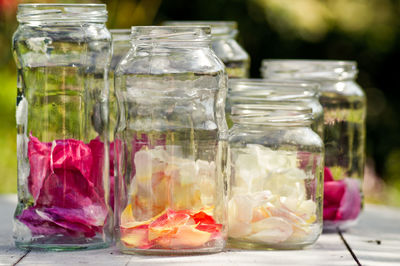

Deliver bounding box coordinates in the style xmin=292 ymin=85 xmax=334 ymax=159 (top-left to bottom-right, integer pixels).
xmin=1 ymin=194 xmax=398 ymax=265
xmin=0 ymin=195 xmax=28 ymax=266
xmin=15 ymin=233 xmax=354 ymax=266
xmin=341 ymin=204 xmax=400 ymax=266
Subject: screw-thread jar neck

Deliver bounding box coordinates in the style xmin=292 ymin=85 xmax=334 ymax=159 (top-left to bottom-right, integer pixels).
xmin=131 ymin=26 xmax=211 ymax=47
xmin=17 ymin=4 xmax=108 ymax=24
xmin=261 ymin=60 xmax=358 ymax=81
xmin=229 ymin=79 xmax=320 ymax=100
xmin=231 ymin=103 xmax=313 ymax=127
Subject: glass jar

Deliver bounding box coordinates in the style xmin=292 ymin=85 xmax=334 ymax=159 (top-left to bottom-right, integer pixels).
xmin=227 ymin=79 xmax=323 ymax=137
xmin=261 ymin=60 xmax=366 ymax=230
xmin=114 ymin=26 xmax=228 ymax=254
xmin=164 ymin=21 xmax=250 ymax=78
xmin=228 ymin=103 xmax=324 ymax=249
xmin=13 ymin=4 xmax=112 ymax=250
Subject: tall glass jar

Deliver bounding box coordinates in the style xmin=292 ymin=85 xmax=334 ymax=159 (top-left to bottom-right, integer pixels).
xmin=13 ymin=4 xmax=112 ymax=250
xmin=261 ymin=60 xmax=366 ymax=230
xmin=227 ymin=79 xmax=323 ymax=137
xmin=228 ymin=103 xmax=324 ymax=249
xmin=114 ymin=26 xmax=228 ymax=254
xmin=164 ymin=21 xmax=250 ymax=78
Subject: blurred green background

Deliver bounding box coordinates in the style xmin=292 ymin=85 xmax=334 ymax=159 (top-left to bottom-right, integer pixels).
xmin=1 ymin=0 xmax=399 ymax=206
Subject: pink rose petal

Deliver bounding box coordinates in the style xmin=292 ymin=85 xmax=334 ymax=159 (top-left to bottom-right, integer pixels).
xmin=323 ymin=167 xmax=362 ymax=222
xmin=20 ymin=135 xmax=108 ymax=237
xmin=336 ymin=178 xmax=361 ymax=221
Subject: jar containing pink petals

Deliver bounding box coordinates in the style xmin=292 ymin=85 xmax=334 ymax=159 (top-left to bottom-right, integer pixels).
xmin=13 ymin=4 xmax=112 ymax=250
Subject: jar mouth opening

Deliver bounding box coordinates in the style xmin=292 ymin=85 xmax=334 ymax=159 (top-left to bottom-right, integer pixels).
xmin=131 ymin=26 xmax=211 ymax=44
xmin=229 ymin=79 xmax=320 ymax=99
xmin=163 ymin=21 xmax=238 ymax=39
xmin=261 ymin=59 xmax=358 ymax=81
xmin=17 ymin=4 xmax=107 ymax=23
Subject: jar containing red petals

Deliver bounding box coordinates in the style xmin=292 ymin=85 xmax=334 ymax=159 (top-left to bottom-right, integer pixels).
xmin=114 ymin=26 xmax=228 ymax=254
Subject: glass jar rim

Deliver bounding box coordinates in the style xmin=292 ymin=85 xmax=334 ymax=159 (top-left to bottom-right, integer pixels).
xmin=261 ymin=59 xmax=358 ymax=81
xmin=17 ymin=4 xmax=108 ymax=23
xmin=130 ymin=26 xmax=211 ymax=44
xmin=229 ymin=78 xmax=320 ymax=99
xmin=163 ymin=21 xmax=238 ymax=39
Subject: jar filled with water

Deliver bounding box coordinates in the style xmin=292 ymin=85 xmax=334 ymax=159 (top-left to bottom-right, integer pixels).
xmin=13 ymin=4 xmax=112 ymax=250
xmin=228 ymin=103 xmax=324 ymax=249
xmin=114 ymin=26 xmax=228 ymax=254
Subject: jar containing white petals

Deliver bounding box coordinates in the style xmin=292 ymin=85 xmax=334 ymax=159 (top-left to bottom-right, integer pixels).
xmin=228 ymin=103 xmax=324 ymax=249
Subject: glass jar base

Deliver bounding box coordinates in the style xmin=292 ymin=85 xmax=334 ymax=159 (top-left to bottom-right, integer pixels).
xmin=227 ymin=238 xmax=316 ymax=250
xmin=119 ymin=243 xmax=225 ymax=255
xmin=15 ymin=241 xmax=109 ymax=251
xmin=323 ymin=218 xmax=359 ymax=232
xmin=15 ymin=239 xmax=110 ymax=251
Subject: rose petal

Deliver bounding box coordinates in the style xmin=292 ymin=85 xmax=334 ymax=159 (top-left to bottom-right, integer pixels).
xmin=323 ymin=179 xmax=346 ymax=220
xmin=121 ymin=224 xmax=151 ymax=248
xmin=158 ymin=225 xmax=212 ymax=249
xmin=324 ymin=167 xmax=334 ymax=182
xmin=23 ymin=135 xmax=108 ymax=237
xmin=51 ymin=138 xmax=93 ymax=181
xmin=336 ymin=178 xmax=361 ymax=221
xmin=17 ymin=207 xmax=71 ymax=236
xmin=27 ymin=134 xmax=52 ymax=201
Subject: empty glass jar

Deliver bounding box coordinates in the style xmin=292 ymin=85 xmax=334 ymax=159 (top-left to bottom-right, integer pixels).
xmin=13 ymin=4 xmax=112 ymax=250
xmin=114 ymin=26 xmax=228 ymax=254
xmin=261 ymin=60 xmax=366 ymax=230
xmin=227 ymin=79 xmax=323 ymax=137
xmin=228 ymin=103 xmax=324 ymax=249
xmin=164 ymin=21 xmax=250 ymax=78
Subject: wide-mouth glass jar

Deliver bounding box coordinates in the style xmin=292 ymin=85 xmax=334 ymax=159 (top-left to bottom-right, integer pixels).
xmin=228 ymin=103 xmax=324 ymax=249
xmin=227 ymin=79 xmax=323 ymax=137
xmin=164 ymin=21 xmax=250 ymax=78
xmin=13 ymin=4 xmax=112 ymax=250
xmin=114 ymin=26 xmax=228 ymax=254
xmin=261 ymin=60 xmax=366 ymax=230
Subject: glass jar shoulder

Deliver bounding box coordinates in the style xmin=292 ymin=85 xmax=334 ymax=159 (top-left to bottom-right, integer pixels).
xmin=13 ymin=24 xmax=111 ymax=67
xmin=115 ymin=47 xmax=225 ymax=76
xmin=320 ymin=80 xmax=365 ymax=99
xmin=229 ymin=125 xmax=323 ymax=152
xmin=13 ymin=23 xmax=111 ymax=44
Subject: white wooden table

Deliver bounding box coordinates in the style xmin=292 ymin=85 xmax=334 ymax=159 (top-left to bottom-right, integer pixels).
xmin=1 ymin=194 xmax=399 ymax=266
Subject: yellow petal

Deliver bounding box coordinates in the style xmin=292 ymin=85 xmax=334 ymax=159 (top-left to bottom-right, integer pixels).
xmin=121 ymin=227 xmax=148 ymax=247
xmin=158 ymin=225 xmax=212 ymax=249
xmin=121 ymin=204 xmax=134 ymax=225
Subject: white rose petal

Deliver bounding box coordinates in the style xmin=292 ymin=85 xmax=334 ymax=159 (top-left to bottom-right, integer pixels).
xmin=248 ymin=217 xmax=293 ymax=243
